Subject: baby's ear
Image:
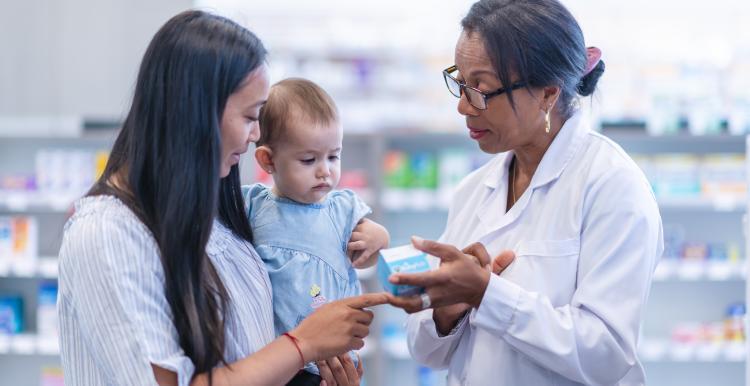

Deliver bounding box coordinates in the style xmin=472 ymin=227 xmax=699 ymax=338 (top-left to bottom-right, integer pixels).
xmin=254 ymin=146 xmax=275 ymax=174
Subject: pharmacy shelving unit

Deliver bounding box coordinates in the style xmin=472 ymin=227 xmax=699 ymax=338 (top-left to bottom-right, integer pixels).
xmin=615 ymin=133 xmax=746 ymax=386
xmin=0 ymin=133 xmax=116 ymax=386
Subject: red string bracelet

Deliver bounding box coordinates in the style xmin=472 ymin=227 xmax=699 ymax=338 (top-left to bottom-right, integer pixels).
xmin=282 ymin=332 xmax=305 ymax=368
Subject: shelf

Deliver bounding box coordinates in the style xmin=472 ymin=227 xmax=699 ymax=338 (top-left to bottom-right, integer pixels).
xmin=605 ymin=133 xmax=746 ymax=155
xmin=657 ymin=197 xmax=746 ymax=213
xmin=653 ymin=260 xmax=746 ymax=282
xmin=380 ymin=189 xmax=450 ymax=213
xmin=0 ymin=257 xmax=58 ymax=279
xmin=0 ymin=191 xmax=78 ymax=213
xmin=379 ymin=190 xmax=746 ymax=214
xmin=0 ymin=334 xmax=59 ymax=356
xmin=639 ymin=339 xmax=746 ymax=363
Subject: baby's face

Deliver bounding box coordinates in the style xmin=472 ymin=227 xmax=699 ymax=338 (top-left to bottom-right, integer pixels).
xmin=271 ymin=120 xmax=343 ymax=204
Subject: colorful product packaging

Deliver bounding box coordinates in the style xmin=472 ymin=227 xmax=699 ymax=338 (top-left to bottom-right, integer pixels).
xmin=0 ymin=295 xmax=23 ymax=334
xmin=377 ymin=244 xmax=431 ymax=296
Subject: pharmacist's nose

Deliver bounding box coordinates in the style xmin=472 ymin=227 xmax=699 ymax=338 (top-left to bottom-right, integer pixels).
xmin=457 ymin=92 xmax=480 ymax=117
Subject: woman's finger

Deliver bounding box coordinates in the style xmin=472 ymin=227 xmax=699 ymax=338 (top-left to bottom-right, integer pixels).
xmin=318 ymin=360 xmax=335 ymax=386
xmin=351 ymin=323 xmax=369 ymax=339
xmin=343 ymin=293 xmax=390 ymax=309
xmin=350 ymin=232 xmax=364 ymax=241
xmin=338 ymin=354 xmax=359 ymax=386
xmin=350 ymin=337 xmax=365 ymax=350
xmin=352 ymin=309 xmax=374 ymax=325
xmin=462 ymin=242 xmax=491 ymax=267
xmin=327 ymin=356 xmax=349 ymax=386
xmin=356 ymin=353 xmax=364 ymax=378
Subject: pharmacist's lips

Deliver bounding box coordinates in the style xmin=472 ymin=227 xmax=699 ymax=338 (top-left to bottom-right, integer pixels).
xmin=468 ymin=126 xmax=489 ymax=133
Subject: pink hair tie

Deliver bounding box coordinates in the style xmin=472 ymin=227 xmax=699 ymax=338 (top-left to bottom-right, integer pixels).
xmin=584 ymin=47 xmax=602 ymax=75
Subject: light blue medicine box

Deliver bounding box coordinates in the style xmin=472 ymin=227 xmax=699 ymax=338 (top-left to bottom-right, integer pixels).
xmin=377 ymin=244 xmax=432 ymax=296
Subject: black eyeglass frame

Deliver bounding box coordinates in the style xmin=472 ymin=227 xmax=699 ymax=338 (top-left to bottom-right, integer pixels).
xmin=442 ymin=65 xmax=527 ymax=110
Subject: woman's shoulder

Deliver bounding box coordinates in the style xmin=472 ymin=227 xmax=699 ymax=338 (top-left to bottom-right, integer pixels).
xmin=60 ymin=195 xmax=160 ymax=276
xmin=574 ymin=133 xmax=657 ymax=214
xmin=66 ymin=195 xmax=152 ymax=239
xmin=579 ymin=132 xmax=651 ymax=188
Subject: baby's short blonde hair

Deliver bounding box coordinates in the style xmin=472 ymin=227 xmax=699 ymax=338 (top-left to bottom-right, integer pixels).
xmin=257 ymin=78 xmax=339 ymax=147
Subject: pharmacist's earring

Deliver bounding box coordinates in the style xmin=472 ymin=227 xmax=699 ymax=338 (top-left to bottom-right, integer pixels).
xmin=544 ymin=106 xmax=552 ymax=134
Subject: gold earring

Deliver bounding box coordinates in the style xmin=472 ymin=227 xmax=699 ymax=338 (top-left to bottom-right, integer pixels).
xmin=545 ymin=108 xmax=551 ymax=133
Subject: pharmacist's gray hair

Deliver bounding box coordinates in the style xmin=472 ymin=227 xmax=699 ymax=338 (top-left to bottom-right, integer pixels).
xmin=461 ymin=0 xmax=605 ymax=117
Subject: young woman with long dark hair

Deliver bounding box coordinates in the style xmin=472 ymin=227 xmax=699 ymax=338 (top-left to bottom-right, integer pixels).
xmin=57 ymin=10 xmax=386 ymax=386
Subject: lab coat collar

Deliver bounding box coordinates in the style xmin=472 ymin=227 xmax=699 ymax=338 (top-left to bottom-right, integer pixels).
xmin=476 ymin=110 xmax=591 ymax=237
xmin=481 ymin=110 xmax=590 ymax=191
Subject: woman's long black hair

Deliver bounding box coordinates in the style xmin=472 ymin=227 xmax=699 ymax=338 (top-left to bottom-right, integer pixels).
xmin=89 ymin=10 xmax=266 ymax=380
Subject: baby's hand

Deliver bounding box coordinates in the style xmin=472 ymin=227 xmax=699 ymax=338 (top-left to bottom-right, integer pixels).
xmin=347 ymin=219 xmax=390 ymax=269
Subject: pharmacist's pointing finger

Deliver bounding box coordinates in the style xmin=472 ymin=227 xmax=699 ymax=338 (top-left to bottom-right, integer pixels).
xmin=389 ymin=270 xmax=443 ymax=288
xmin=411 ymin=236 xmax=461 ymax=262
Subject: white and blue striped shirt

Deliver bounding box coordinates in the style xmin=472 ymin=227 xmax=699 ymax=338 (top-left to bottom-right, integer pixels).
xmin=57 ymin=195 xmax=276 ymax=386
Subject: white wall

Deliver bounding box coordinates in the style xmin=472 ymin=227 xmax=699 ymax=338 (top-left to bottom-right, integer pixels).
xmin=0 ymin=0 xmax=192 ymax=120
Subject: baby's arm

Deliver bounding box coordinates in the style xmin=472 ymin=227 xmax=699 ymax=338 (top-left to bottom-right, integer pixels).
xmin=347 ymin=218 xmax=390 ymax=269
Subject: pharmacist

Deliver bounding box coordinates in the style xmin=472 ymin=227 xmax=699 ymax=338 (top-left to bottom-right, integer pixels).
xmin=387 ymin=1 xmax=664 ymax=385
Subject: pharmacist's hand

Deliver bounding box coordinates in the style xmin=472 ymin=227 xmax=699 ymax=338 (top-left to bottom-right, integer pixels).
xmin=433 ymin=243 xmax=513 ymax=334
xmin=317 ymin=353 xmax=363 ymax=386
xmin=292 ymin=293 xmax=389 ymax=362
xmin=388 ymin=237 xmax=515 ymax=314
xmin=348 ymin=219 xmax=390 ymax=269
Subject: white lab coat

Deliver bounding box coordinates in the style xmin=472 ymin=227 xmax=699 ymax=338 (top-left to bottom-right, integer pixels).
xmin=406 ymin=111 xmax=664 ymax=386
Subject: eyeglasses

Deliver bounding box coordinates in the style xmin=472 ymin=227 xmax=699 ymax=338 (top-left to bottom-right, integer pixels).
xmin=442 ymin=65 xmax=526 ymax=110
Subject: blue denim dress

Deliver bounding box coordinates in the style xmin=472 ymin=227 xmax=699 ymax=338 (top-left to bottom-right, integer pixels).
xmin=243 ymin=184 xmax=371 ymax=375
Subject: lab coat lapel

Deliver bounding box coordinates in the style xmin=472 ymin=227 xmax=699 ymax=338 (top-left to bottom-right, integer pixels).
xmin=474 ymin=111 xmax=591 ymax=240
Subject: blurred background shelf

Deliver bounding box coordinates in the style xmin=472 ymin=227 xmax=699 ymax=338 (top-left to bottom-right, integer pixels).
xmin=640 ymin=340 xmax=746 ymax=363
xmin=0 ymin=334 xmax=60 ymax=356
xmin=0 ymin=192 xmax=76 ymax=213
xmin=0 ymin=257 xmax=58 ymax=279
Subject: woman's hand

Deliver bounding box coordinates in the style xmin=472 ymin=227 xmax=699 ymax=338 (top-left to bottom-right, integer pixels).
xmin=348 ymin=219 xmax=390 ymax=269
xmin=388 ymin=237 xmax=514 ymax=314
xmin=291 ymin=293 xmax=389 ymax=363
xmin=316 ymin=353 xmax=363 ymax=386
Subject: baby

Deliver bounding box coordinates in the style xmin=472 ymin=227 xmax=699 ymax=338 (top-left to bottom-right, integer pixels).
xmin=244 ymin=78 xmax=389 ymax=384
